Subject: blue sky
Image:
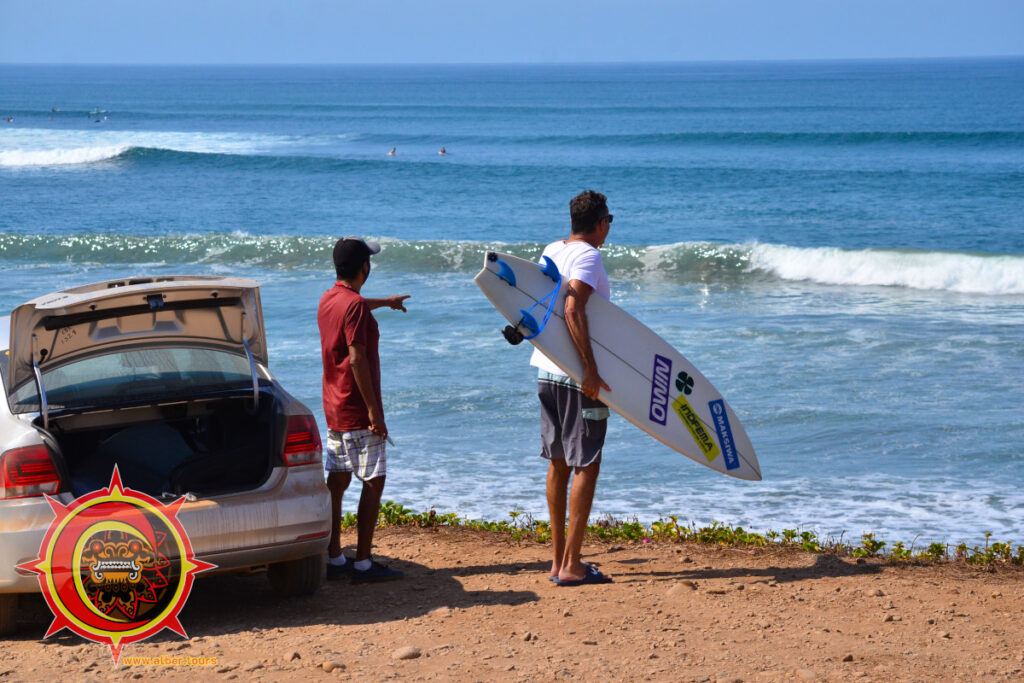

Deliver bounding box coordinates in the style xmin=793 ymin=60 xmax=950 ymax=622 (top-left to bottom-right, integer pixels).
xmin=2 ymin=0 xmax=1022 ymax=64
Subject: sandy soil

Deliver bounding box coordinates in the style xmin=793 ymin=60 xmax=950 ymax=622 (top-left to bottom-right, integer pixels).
xmin=2 ymin=526 xmax=1022 ymax=682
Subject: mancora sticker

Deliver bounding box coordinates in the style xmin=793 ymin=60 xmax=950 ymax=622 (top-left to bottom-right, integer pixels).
xmin=18 ymin=467 xmax=214 ymax=665
xmin=672 ymin=394 xmax=720 ymax=462
xmin=648 ymin=354 xmax=672 ymax=425
xmin=708 ymin=399 xmax=740 ymax=471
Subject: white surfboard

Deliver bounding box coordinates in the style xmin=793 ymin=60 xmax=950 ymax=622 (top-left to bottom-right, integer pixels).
xmin=474 ymin=251 xmax=761 ymax=481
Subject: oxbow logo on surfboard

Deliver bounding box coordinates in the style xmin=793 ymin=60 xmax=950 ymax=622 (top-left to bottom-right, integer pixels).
xmin=17 ymin=467 xmax=214 ymax=664
xmin=648 ymin=354 xmax=673 ymax=425
xmin=675 ymin=371 xmax=694 ymax=395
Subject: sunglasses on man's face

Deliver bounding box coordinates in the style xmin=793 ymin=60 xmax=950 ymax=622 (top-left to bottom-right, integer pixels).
xmin=602 ymin=214 xmax=614 ymax=225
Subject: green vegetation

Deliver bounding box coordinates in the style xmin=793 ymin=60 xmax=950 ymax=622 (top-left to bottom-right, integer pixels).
xmin=340 ymin=501 xmax=1023 ymax=568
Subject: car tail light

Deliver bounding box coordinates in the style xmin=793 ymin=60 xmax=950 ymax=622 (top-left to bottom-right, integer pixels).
xmin=1 ymin=445 xmax=62 ymax=499
xmin=283 ymin=414 xmax=322 ymax=466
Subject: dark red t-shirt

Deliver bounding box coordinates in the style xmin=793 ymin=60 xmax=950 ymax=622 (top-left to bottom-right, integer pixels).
xmin=318 ymin=283 xmax=382 ymax=432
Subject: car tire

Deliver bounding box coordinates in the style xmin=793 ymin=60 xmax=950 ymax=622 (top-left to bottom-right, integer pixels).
xmin=267 ymin=554 xmax=323 ymax=597
xmin=0 ymin=594 xmax=18 ymax=636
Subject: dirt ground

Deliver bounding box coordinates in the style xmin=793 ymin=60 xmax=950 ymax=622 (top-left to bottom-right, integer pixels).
xmin=2 ymin=525 xmax=1022 ymax=682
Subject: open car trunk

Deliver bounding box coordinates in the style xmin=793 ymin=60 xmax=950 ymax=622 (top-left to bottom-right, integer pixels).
xmin=44 ymin=391 xmax=280 ymax=499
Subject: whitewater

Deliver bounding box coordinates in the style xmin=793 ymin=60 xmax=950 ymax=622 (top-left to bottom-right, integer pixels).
xmin=1 ymin=233 xmax=1021 ymax=296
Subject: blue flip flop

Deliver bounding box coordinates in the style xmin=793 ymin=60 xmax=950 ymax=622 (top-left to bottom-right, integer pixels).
xmin=549 ymin=561 xmax=598 ymax=582
xmin=554 ymin=563 xmax=612 ymax=587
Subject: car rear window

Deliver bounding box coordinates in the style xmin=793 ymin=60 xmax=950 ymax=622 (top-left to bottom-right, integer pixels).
xmin=8 ymin=347 xmax=255 ymax=413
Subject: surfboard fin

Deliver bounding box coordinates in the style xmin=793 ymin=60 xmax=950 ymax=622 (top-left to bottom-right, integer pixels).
xmin=539 ymin=255 xmax=560 ymax=282
xmin=495 ymin=259 xmax=517 ymax=287
xmin=501 ymin=310 xmax=538 ymax=346
xmin=518 ymin=309 xmax=540 ymax=334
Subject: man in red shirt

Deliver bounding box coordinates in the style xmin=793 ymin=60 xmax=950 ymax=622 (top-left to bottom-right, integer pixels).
xmin=318 ymin=236 xmax=409 ymax=582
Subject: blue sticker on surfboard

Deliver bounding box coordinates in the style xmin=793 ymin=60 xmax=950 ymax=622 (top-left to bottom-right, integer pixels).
xmin=708 ymin=399 xmax=739 ymax=471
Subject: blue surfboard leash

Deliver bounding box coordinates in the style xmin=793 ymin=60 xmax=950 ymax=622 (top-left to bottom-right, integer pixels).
xmin=488 ymin=252 xmax=562 ymax=345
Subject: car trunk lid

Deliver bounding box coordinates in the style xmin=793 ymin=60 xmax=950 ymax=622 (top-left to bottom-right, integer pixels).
xmin=6 ymin=276 xmax=268 ymax=415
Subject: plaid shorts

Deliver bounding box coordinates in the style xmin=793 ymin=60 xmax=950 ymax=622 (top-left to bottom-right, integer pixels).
xmin=323 ymin=429 xmax=387 ymax=480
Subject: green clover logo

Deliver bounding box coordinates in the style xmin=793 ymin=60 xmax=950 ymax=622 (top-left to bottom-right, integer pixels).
xmin=675 ymin=371 xmax=694 ymax=395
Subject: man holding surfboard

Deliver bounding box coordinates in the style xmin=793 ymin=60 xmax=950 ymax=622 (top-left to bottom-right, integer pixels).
xmin=532 ymin=190 xmax=614 ymax=587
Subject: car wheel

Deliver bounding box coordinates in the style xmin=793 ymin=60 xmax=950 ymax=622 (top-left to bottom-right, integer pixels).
xmin=0 ymin=594 xmax=18 ymax=636
xmin=267 ymin=554 xmax=323 ymax=597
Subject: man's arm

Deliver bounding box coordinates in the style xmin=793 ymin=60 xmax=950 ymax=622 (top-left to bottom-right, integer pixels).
xmin=364 ymin=295 xmax=410 ymax=312
xmin=348 ymin=342 xmax=387 ymax=438
xmin=564 ymin=279 xmax=611 ymax=400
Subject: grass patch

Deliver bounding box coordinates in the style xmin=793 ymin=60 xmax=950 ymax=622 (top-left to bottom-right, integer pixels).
xmin=341 ymin=501 xmax=1024 ymax=568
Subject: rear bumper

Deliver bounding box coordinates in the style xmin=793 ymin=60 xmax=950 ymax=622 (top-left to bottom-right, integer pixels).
xmin=0 ymin=465 xmax=329 ymax=594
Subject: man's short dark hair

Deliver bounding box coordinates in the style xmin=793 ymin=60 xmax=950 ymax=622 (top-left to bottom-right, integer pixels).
xmin=333 ymin=238 xmax=371 ymax=280
xmin=569 ymin=190 xmax=609 ymax=234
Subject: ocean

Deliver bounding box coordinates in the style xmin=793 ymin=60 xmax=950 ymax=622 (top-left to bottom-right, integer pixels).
xmin=1 ymin=59 xmax=1022 ymax=547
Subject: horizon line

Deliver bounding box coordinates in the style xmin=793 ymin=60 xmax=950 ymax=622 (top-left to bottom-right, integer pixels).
xmin=2 ymin=54 xmax=1023 ymax=68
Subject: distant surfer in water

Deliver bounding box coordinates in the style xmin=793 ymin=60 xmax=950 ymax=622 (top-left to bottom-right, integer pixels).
xmin=388 ymin=147 xmax=396 ymax=156
xmin=439 ymin=146 xmax=446 ymax=155
xmin=531 ymin=190 xmax=614 ymax=587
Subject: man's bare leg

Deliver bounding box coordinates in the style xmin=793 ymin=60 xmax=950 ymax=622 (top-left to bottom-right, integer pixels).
xmin=355 ymin=475 xmax=386 ymax=562
xmin=557 ymin=460 xmax=600 ymax=582
xmin=327 ymin=471 xmax=352 ymax=559
xmin=546 ymin=459 xmax=571 ymax=577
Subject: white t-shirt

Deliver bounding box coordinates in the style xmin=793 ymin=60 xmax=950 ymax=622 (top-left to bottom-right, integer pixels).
xmin=529 ymin=239 xmax=611 ymax=376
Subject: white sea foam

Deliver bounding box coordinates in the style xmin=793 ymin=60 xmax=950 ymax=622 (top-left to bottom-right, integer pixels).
xmin=0 ymin=145 xmax=131 ymax=167
xmin=749 ymin=243 xmax=1024 ymax=295
xmin=0 ymin=128 xmax=292 ymax=167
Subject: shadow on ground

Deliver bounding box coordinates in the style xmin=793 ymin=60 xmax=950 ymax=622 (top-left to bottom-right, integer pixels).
xmin=607 ymin=551 xmax=884 ymax=585
xmin=11 ymin=553 xmax=539 ymax=647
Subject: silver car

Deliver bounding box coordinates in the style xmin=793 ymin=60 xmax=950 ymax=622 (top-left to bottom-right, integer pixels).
xmin=0 ymin=276 xmax=330 ymax=635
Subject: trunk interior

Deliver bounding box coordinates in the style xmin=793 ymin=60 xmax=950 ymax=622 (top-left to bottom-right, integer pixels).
xmin=44 ymin=392 xmax=280 ymax=499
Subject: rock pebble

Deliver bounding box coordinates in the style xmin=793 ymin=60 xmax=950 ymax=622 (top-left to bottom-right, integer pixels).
xmin=392 ymin=646 xmax=422 ymax=660
xmin=667 ymin=581 xmax=697 ymax=597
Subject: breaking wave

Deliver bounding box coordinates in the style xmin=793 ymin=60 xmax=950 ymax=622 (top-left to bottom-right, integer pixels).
xmin=748 ymin=243 xmax=1024 ymax=294
xmin=0 ymin=145 xmax=132 ymax=167
xmin=3 ymin=126 xmax=1021 ymax=168
xmin=0 ymin=129 xmax=291 ymax=167
xmin=0 ymin=233 xmax=1021 ymax=295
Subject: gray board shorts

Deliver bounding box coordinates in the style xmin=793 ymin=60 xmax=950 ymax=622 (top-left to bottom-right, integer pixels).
xmin=538 ymin=371 xmax=609 ymax=468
